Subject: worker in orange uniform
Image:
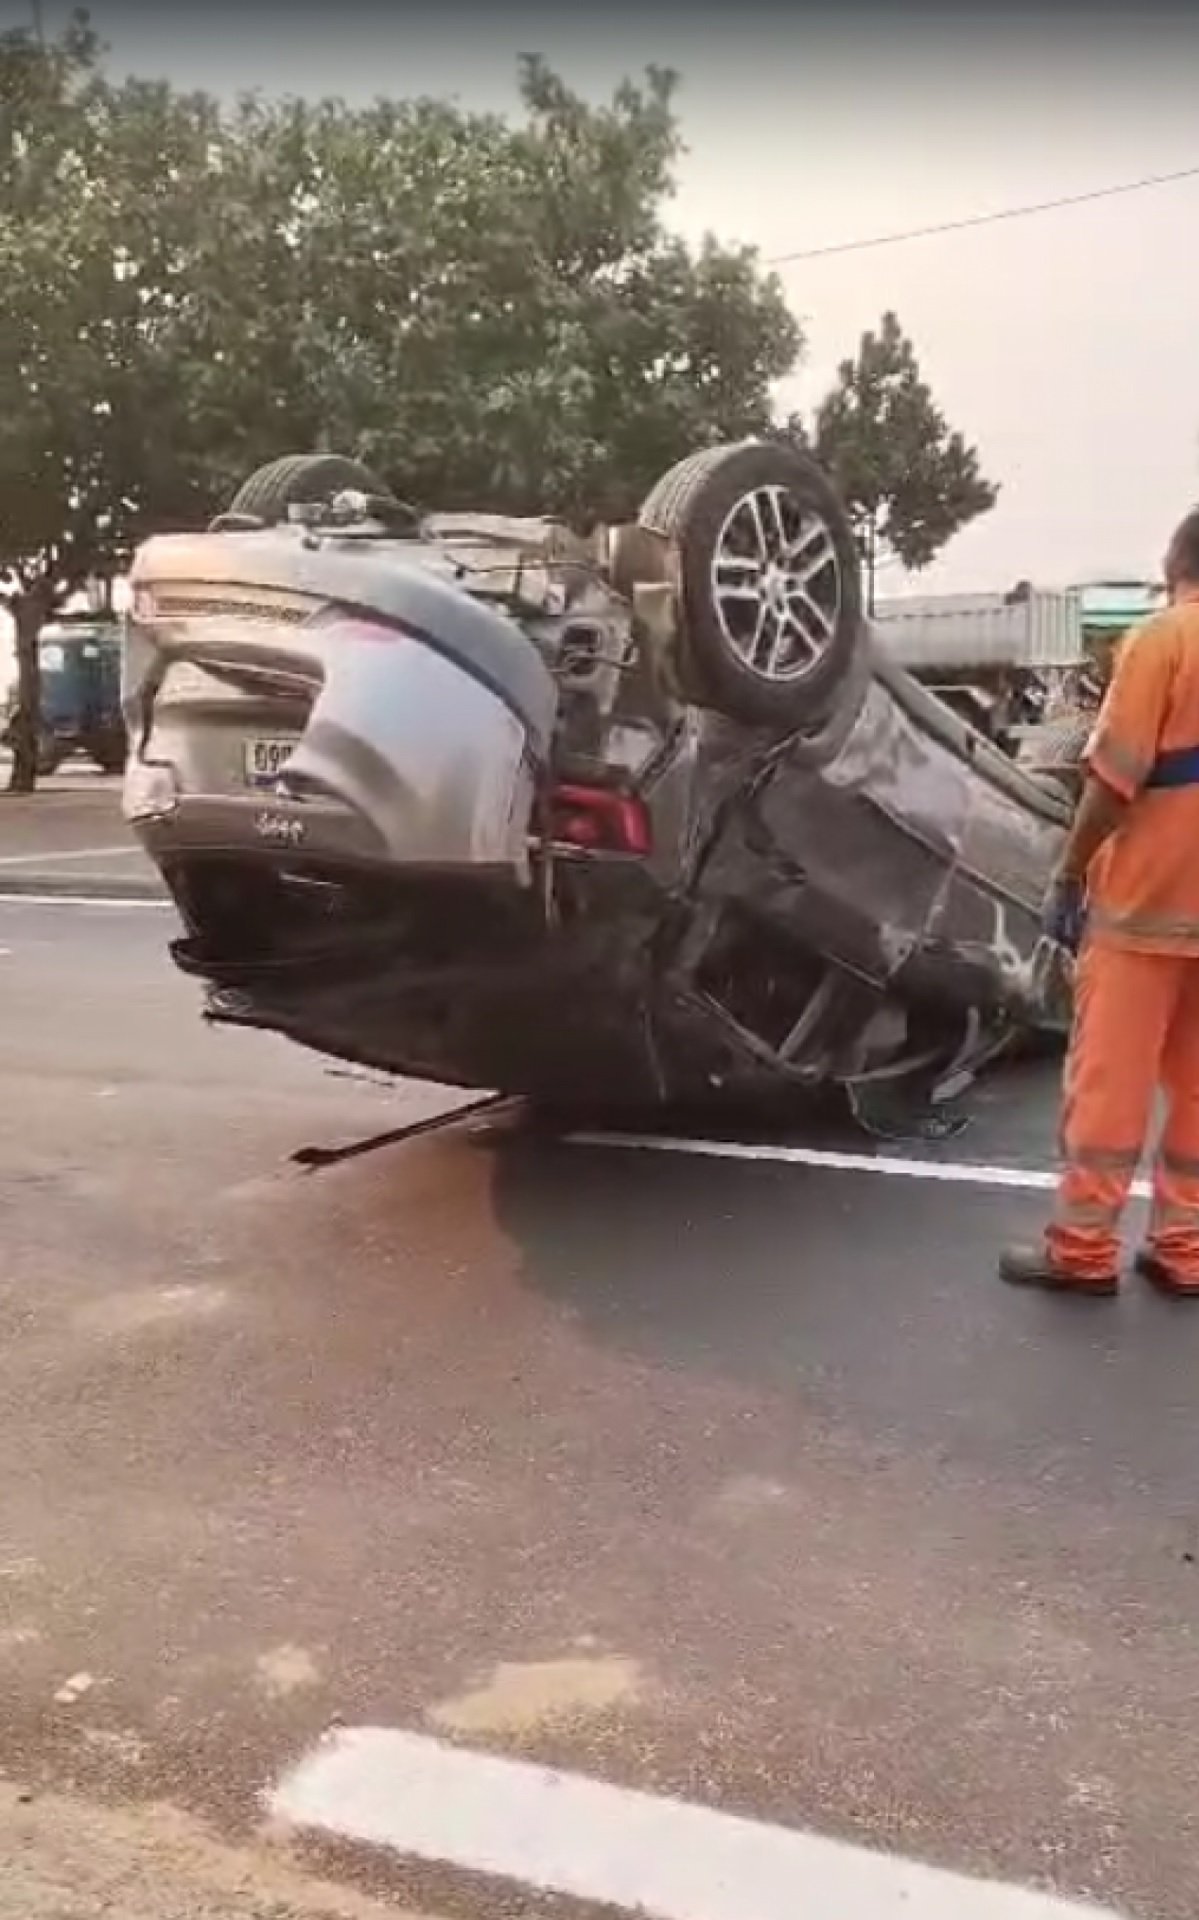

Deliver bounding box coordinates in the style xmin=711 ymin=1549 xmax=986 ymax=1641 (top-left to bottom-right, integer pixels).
xmin=1001 ymin=506 xmax=1199 ymax=1297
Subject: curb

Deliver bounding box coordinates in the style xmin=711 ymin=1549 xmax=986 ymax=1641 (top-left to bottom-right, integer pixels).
xmin=0 ymin=869 xmax=167 ymax=903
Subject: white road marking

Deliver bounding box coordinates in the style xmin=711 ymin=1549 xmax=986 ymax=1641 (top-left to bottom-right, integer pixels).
xmin=269 ymin=1727 xmax=1122 ymax=1919
xmin=0 ymin=844 xmax=140 ymax=866
xmin=571 ymin=1129 xmax=1153 ymax=1201
xmin=0 ymin=894 xmax=170 ymax=911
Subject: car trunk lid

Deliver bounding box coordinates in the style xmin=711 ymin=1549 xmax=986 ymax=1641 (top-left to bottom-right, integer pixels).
xmin=124 ymin=531 xmax=557 ymax=882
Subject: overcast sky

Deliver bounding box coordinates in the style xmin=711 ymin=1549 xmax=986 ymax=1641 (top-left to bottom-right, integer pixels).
xmin=7 ymin=0 xmax=1199 ymax=596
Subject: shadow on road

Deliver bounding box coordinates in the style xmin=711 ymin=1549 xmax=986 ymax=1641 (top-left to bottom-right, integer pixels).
xmin=485 ymin=1116 xmax=1199 ymax=1522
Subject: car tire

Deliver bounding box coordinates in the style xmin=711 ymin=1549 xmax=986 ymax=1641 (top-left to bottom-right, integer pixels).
xmin=226 ymin=453 xmax=392 ymax=526
xmin=637 ymin=440 xmax=863 ymax=730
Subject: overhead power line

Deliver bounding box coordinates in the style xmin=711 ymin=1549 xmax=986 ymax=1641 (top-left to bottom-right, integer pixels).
xmin=765 ymin=161 xmax=1199 ymax=266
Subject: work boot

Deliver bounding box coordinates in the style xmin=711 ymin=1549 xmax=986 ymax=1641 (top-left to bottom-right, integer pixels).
xmin=1134 ymin=1248 xmax=1199 ymax=1297
xmin=998 ymin=1243 xmax=1118 ymax=1296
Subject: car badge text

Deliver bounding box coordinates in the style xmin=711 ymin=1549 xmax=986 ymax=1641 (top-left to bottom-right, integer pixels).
xmin=254 ymin=811 xmax=306 ymax=846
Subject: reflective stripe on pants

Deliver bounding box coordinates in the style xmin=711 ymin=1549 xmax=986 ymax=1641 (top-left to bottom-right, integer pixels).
xmin=1047 ymin=943 xmax=1199 ymax=1279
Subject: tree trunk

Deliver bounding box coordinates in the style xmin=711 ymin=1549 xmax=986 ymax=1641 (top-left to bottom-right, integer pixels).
xmin=7 ymin=590 xmax=50 ymax=795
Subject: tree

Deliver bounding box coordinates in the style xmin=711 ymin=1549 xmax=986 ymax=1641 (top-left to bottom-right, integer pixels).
xmin=162 ymin=57 xmax=802 ymax=525
xmin=0 ymin=12 xmax=222 ymax=789
xmin=2 ymin=24 xmax=802 ymax=788
xmin=814 ymin=312 xmax=997 ymax=610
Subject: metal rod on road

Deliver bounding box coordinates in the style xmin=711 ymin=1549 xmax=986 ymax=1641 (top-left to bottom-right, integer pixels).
xmin=291 ymin=1093 xmax=517 ymax=1172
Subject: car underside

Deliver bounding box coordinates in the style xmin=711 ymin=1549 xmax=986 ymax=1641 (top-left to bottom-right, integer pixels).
xmin=122 ymin=443 xmax=1076 ymax=1124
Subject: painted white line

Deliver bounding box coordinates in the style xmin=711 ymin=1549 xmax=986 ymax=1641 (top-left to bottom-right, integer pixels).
xmin=570 ymin=1129 xmax=1153 ymax=1202
xmin=0 ymin=789 xmax=117 ymax=803
xmin=270 ymin=1728 xmax=1121 ymax=1919
xmin=0 ymin=894 xmax=171 ymax=912
xmin=0 ymin=845 xmax=139 ymax=867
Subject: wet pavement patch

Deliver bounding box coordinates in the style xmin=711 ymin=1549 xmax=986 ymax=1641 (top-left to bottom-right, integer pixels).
xmin=428 ymin=1656 xmax=644 ymax=1737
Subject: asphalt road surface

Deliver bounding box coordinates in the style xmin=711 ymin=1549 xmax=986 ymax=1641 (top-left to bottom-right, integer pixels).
xmin=2 ymin=896 xmax=1197 ymax=1920
xmin=0 ymin=771 xmax=161 ymax=898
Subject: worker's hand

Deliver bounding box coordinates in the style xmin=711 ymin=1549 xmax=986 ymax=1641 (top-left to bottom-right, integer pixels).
xmin=1042 ymin=872 xmax=1087 ymax=954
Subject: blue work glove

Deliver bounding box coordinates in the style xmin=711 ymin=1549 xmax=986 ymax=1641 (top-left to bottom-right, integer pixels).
xmin=1042 ymin=872 xmax=1087 ymax=954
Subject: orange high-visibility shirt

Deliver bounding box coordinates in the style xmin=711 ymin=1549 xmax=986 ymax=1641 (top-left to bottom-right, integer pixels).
xmin=1085 ymin=596 xmax=1199 ymax=954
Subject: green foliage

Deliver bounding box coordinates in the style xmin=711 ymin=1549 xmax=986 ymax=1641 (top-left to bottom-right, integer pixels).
xmin=814 ymin=311 xmax=997 ymax=602
xmin=0 ymin=14 xmax=223 ymax=579
xmin=167 ymin=56 xmax=800 ymax=523
xmin=1 ymin=18 xmax=801 ymax=785
xmin=0 ymin=11 xmax=223 ymax=784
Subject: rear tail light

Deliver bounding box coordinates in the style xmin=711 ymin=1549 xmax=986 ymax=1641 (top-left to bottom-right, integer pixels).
xmin=550 ymin=784 xmax=652 ymax=856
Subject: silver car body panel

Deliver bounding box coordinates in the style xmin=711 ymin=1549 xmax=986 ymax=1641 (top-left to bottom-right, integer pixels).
xmin=122 ymin=498 xmax=1075 ymax=1114
xmin=127 ymin=528 xmax=557 ymax=879
xmin=129 ymin=526 xmax=557 ymax=754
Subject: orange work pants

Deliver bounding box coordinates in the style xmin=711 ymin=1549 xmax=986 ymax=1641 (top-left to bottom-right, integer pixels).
xmin=1048 ymin=942 xmax=1199 ymax=1279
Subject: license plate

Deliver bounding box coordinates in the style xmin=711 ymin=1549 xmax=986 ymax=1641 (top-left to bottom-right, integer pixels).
xmin=244 ymin=737 xmax=297 ymax=788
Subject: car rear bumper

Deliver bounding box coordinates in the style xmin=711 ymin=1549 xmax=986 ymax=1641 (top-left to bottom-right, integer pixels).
xmin=158 ymin=846 xmax=672 ymax=1102
xmin=152 ymin=842 xmax=874 ymax=1109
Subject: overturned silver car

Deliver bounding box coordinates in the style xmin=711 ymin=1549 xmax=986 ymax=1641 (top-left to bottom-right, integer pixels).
xmin=122 ymin=443 xmax=1073 ymax=1119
